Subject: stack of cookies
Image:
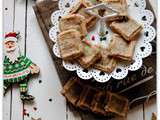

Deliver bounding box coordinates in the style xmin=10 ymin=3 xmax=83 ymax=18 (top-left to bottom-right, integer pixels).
xmin=57 ymin=0 xmax=143 ymax=73
xmin=57 ymin=0 xmax=143 ymax=118
xmin=61 ymin=77 xmax=129 ymax=117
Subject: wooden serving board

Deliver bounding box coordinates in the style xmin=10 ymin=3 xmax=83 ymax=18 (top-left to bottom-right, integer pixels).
xmin=33 ymin=0 xmax=156 ymax=119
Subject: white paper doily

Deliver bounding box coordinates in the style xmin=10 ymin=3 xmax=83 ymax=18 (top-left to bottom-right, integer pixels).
xmin=49 ymin=0 xmax=156 ymax=83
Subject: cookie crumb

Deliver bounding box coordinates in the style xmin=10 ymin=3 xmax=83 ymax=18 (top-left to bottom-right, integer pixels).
xmin=39 ymin=80 xmax=42 ymax=83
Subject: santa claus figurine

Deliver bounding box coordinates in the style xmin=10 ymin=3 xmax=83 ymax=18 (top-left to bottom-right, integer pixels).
xmin=3 ymin=32 xmax=40 ymax=101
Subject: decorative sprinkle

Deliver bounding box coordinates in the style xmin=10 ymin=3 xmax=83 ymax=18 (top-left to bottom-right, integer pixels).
xmin=100 ymin=37 xmax=107 ymax=41
xmin=100 ymin=38 xmax=103 ymax=41
xmin=33 ymin=107 xmax=37 ymax=111
xmin=103 ymin=37 xmax=106 ymax=41
xmin=85 ymin=46 xmax=91 ymax=54
xmin=39 ymin=80 xmax=42 ymax=84
xmin=27 ymin=113 xmax=30 ymax=117
xmin=49 ymin=98 xmax=53 ymax=102
xmin=85 ymin=46 xmax=90 ymax=50
xmin=82 ymin=39 xmax=91 ymax=46
xmin=91 ymin=36 xmax=95 ymax=41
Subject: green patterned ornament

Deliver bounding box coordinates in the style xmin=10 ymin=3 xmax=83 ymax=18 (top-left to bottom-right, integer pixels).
xmin=3 ymin=32 xmax=40 ymax=101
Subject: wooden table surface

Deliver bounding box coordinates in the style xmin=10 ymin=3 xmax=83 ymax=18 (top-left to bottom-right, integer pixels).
xmin=3 ymin=0 xmax=157 ymax=120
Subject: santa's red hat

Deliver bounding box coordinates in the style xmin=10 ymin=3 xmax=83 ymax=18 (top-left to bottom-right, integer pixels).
xmin=4 ymin=32 xmax=18 ymax=43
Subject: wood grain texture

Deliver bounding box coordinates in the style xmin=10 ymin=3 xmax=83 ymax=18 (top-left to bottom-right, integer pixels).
xmin=24 ymin=1 xmax=66 ymax=120
xmin=127 ymin=105 xmax=144 ymax=120
xmin=3 ymin=0 xmax=15 ymax=120
xmin=144 ymin=98 xmax=157 ymax=120
xmin=149 ymin=0 xmax=157 ymax=17
xmin=11 ymin=0 xmax=27 ymax=120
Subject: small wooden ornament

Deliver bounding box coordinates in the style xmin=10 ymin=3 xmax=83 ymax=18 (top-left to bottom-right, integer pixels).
xmin=3 ymin=32 xmax=40 ymax=101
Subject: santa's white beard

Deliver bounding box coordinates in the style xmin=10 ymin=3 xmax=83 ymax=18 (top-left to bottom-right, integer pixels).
xmin=4 ymin=45 xmax=20 ymax=63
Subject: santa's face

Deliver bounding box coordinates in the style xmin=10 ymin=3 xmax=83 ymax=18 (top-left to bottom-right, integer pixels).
xmin=4 ymin=40 xmax=20 ymax=63
xmin=5 ymin=41 xmax=16 ymax=52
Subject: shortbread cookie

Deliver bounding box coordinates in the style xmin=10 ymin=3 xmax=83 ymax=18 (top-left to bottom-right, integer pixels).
xmin=61 ymin=77 xmax=84 ymax=106
xmin=77 ymin=86 xmax=98 ymax=110
xmin=78 ymin=42 xmax=101 ymax=68
xmin=100 ymin=0 xmax=128 ymax=21
xmin=59 ymin=14 xmax=87 ymax=36
xmin=69 ymin=0 xmax=97 ymax=30
xmin=104 ymin=92 xmax=129 ymax=117
xmin=58 ymin=29 xmax=83 ymax=60
xmin=91 ymin=91 xmax=108 ymax=116
xmin=108 ymin=34 xmax=136 ymax=61
xmin=94 ymin=48 xmax=117 ymax=73
xmin=110 ymin=17 xmax=143 ymax=41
